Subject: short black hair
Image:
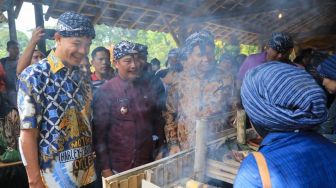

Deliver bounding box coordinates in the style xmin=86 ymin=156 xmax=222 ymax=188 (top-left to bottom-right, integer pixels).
xmin=150 ymin=58 xmax=160 ymax=66
xmin=91 ymin=46 xmax=110 ymax=59
xmin=7 ymin=40 xmax=18 ymax=49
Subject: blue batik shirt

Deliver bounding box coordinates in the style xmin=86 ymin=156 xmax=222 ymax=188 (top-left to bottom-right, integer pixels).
xmin=17 ymin=50 xmax=96 ymax=187
xmin=234 ymin=132 xmax=336 ymax=188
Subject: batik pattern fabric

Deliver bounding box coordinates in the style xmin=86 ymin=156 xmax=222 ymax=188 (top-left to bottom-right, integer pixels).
xmin=164 ymin=70 xmax=234 ymax=150
xmin=17 ymin=50 xmax=96 ymax=187
xmin=0 ymin=110 xmax=20 ymax=150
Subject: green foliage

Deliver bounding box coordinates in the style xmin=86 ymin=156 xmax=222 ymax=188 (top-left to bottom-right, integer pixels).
xmin=215 ymin=39 xmax=258 ymax=61
xmin=91 ymin=25 xmax=177 ymax=67
xmin=0 ymin=26 xmax=29 ymax=58
xmin=0 ymin=22 xmax=258 ymax=66
xmin=240 ymin=44 xmax=259 ymax=55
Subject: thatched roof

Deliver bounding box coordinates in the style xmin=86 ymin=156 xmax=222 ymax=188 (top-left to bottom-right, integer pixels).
xmin=9 ymin=0 xmax=336 ymax=49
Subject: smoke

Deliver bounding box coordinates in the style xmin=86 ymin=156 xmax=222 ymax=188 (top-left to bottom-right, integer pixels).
xmin=35 ymin=0 xmax=336 ymax=187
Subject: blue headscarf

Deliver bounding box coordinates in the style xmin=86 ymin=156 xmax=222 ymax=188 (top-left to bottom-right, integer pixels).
xmin=241 ymin=62 xmax=327 ymax=131
xmin=182 ymin=30 xmax=215 ymax=56
xmin=113 ymin=41 xmax=137 ymax=60
xmin=134 ymin=43 xmax=148 ymax=60
xmin=317 ymin=54 xmax=336 ymax=80
xmin=56 ymin=12 xmax=95 ymax=38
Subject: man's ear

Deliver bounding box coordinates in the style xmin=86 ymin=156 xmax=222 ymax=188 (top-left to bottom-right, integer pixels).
xmin=113 ymin=60 xmax=119 ymax=69
xmin=54 ymin=32 xmax=62 ymax=44
xmin=277 ymin=53 xmax=283 ymax=60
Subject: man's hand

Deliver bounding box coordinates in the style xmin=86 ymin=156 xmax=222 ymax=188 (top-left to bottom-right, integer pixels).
xmin=101 ymin=169 xmax=113 ymax=178
xmin=168 ymin=145 xmax=180 ymax=155
xmin=30 ymin=27 xmax=45 ymax=45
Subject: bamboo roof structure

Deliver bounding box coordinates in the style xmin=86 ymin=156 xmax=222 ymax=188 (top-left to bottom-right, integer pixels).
xmin=3 ymin=0 xmax=336 ymax=49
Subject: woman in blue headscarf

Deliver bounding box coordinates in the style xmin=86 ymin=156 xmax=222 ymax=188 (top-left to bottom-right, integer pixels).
xmin=234 ymin=62 xmax=336 ymax=188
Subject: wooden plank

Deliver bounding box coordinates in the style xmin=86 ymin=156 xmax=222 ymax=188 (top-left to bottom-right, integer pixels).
xmin=137 ymin=173 xmax=145 ymax=188
xmin=144 ymin=169 xmax=154 ymax=182
xmin=104 ymin=149 xmax=193 ymax=183
xmin=207 ymin=169 xmax=235 ymax=184
xmin=207 ymin=159 xmax=239 ymax=175
xmin=128 ymin=175 xmax=137 ymax=188
xmin=119 ymin=179 xmax=128 ymax=188
xmin=108 ymin=181 xmax=118 ymax=188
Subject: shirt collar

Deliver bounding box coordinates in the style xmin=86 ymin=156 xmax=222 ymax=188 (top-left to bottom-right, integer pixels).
xmin=260 ymin=132 xmax=297 ymax=148
xmin=47 ymin=50 xmax=65 ymax=73
xmin=91 ymin=72 xmax=99 ymax=81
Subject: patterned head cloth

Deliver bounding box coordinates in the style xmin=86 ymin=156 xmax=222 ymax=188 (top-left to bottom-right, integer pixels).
xmin=113 ymin=41 xmax=138 ymax=60
xmin=268 ymin=32 xmax=293 ymax=53
xmin=183 ymin=30 xmax=215 ymax=55
xmin=168 ymin=48 xmax=179 ymax=57
xmin=241 ymin=62 xmax=327 ymax=131
xmin=56 ymin=12 xmax=95 ymax=38
xmin=134 ymin=43 xmax=148 ymax=60
xmin=317 ymin=55 xmax=336 ymax=80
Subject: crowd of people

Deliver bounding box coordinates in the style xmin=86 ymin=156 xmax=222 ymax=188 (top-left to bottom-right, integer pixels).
xmin=0 ymin=11 xmax=335 ymax=187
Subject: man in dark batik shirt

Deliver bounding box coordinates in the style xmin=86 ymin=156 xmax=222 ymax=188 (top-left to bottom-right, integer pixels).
xmin=93 ymin=41 xmax=165 ymax=177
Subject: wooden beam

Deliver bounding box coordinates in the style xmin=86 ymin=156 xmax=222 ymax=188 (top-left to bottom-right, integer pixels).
xmin=45 ymin=0 xmax=58 ymax=21
xmin=34 ymin=2 xmax=46 ymax=54
xmin=273 ymin=8 xmax=321 ymax=33
xmin=92 ymin=2 xmax=110 ymax=25
xmin=146 ymin=13 xmax=162 ymax=30
xmin=292 ymin=22 xmax=336 ymax=39
xmin=211 ymin=19 xmax=265 ymax=34
xmin=199 ymin=0 xmax=336 ymax=22
xmin=77 ymin=0 xmax=87 ymax=13
xmin=130 ymin=10 xmax=147 ymax=29
xmin=14 ymin=0 xmax=23 ymax=18
xmin=159 ymin=15 xmax=177 ymax=32
xmin=114 ymin=6 xmax=129 ymax=26
xmin=7 ymin=0 xmax=17 ymax=41
xmin=188 ymin=0 xmax=218 ymax=17
xmin=162 ymin=16 xmax=180 ymax=46
xmin=98 ymin=0 xmax=182 ymax=16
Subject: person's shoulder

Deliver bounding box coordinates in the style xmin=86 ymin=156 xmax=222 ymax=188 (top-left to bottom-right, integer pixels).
xmin=19 ymin=59 xmax=50 ymax=79
xmin=98 ymin=76 xmax=119 ymax=91
xmin=234 ymin=153 xmax=261 ymax=187
xmin=0 ymin=57 xmax=8 ymax=64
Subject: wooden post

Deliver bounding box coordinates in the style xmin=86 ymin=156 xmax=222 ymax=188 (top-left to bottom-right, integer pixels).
xmin=34 ymin=2 xmax=46 ymax=55
xmin=194 ymin=119 xmax=207 ymax=182
xmin=236 ymin=110 xmax=246 ymax=144
xmin=7 ymin=0 xmax=17 ymax=41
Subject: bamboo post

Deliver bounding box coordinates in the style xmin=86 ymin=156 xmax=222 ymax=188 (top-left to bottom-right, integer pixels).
xmin=236 ymin=110 xmax=246 ymax=144
xmin=194 ymin=119 xmax=207 ymax=182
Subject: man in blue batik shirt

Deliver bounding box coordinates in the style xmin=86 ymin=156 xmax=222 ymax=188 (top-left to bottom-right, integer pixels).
xmin=234 ymin=62 xmax=336 ymax=187
xmin=17 ymin=12 xmax=97 ymax=188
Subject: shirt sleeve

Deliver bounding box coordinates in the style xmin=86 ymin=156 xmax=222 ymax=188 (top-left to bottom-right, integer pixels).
xmin=151 ymin=79 xmax=166 ymax=148
xmin=162 ymin=81 xmax=179 ymax=146
xmin=17 ymin=69 xmax=43 ymax=129
xmin=234 ymin=154 xmax=263 ymax=188
xmin=237 ymin=57 xmax=252 ymax=81
xmin=92 ymin=87 xmax=112 ymax=170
